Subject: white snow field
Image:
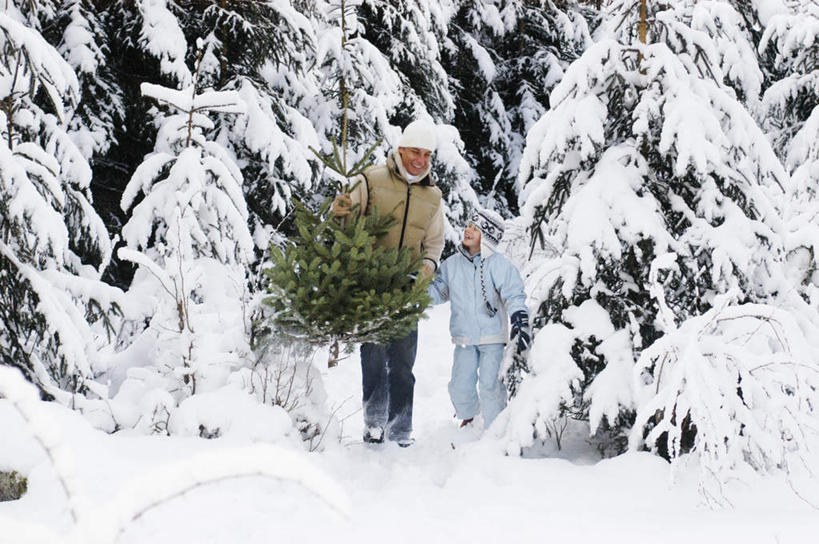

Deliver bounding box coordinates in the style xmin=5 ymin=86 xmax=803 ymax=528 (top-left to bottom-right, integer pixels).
xmin=2 ymin=304 xmax=818 ymax=544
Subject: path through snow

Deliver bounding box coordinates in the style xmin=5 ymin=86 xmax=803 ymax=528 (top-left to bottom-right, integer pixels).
xmin=305 ymin=304 xmax=819 ymax=544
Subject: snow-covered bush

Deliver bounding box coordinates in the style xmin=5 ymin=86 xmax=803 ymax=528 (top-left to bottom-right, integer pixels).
xmin=114 ymin=46 xmax=255 ymax=433
xmin=231 ymin=336 xmax=334 ymax=450
xmin=0 ymin=364 xmax=349 ymax=543
xmin=631 ymin=287 xmax=819 ymax=507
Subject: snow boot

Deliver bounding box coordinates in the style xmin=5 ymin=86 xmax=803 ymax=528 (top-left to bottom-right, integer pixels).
xmin=363 ymin=426 xmax=384 ymax=444
xmin=459 ymin=418 xmax=474 ymax=428
xmin=396 ymin=437 xmax=415 ymax=448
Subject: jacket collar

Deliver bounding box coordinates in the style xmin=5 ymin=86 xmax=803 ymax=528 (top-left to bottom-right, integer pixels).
xmin=388 ymin=149 xmax=434 ymax=186
xmin=457 ymin=244 xmax=480 ymax=262
xmin=458 ymin=242 xmax=497 ymax=262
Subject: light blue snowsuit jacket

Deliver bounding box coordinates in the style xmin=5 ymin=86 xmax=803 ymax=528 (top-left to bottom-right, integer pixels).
xmin=428 ymin=246 xmax=527 ymax=345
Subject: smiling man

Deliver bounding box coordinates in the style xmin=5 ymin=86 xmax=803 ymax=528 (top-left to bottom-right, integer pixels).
xmin=331 ymin=119 xmax=444 ymax=447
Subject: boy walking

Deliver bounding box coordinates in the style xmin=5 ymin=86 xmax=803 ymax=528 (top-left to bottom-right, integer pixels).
xmin=427 ymin=208 xmax=530 ymax=428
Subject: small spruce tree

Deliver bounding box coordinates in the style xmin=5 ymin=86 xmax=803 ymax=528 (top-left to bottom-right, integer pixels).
xmin=264 ymin=199 xmax=431 ymax=368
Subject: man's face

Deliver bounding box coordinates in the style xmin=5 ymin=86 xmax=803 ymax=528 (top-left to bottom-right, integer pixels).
xmin=398 ymin=147 xmax=432 ymax=176
xmin=463 ymin=224 xmax=481 ymax=253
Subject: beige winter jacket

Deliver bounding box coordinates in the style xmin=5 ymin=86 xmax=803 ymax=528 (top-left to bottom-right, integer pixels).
xmin=347 ymin=150 xmax=445 ymax=271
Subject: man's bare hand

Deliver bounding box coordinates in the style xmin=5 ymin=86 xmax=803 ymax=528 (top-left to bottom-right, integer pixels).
xmin=332 ymin=194 xmax=353 ymax=217
xmin=421 ymin=262 xmax=435 ymax=280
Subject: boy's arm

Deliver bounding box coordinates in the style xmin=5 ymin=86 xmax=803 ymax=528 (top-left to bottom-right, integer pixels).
xmin=497 ymin=258 xmax=527 ymax=315
xmin=497 ymin=258 xmax=530 ymax=352
xmin=426 ymin=258 xmax=450 ymax=305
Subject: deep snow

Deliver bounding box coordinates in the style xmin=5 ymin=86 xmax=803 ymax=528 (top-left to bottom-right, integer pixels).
xmin=2 ymin=304 xmax=818 ymax=544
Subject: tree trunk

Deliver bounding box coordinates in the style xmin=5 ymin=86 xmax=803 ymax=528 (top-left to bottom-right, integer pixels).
xmin=328 ymin=339 xmax=340 ymax=368
xmin=638 ymin=0 xmax=648 ymax=44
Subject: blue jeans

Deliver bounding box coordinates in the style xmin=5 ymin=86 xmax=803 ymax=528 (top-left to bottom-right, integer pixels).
xmin=360 ymin=328 xmax=418 ymax=441
xmin=449 ymin=343 xmax=507 ymax=427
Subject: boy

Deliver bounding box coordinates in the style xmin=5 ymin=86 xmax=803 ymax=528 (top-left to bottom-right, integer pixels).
xmin=427 ymin=208 xmax=530 ymax=428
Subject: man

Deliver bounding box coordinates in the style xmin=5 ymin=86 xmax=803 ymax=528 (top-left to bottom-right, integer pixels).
xmin=332 ymin=119 xmax=445 ymax=447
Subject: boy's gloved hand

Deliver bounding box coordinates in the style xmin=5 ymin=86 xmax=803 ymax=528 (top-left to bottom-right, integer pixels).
xmin=510 ymin=310 xmax=531 ymax=353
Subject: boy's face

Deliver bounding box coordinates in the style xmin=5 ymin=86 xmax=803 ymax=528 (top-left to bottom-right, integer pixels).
xmin=463 ymin=224 xmax=481 ymax=253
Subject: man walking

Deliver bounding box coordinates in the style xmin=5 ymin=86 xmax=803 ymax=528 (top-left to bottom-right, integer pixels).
xmin=332 ymin=119 xmax=444 ymax=447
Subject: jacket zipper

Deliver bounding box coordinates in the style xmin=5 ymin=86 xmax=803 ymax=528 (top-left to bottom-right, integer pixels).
xmin=398 ymin=183 xmax=411 ymax=249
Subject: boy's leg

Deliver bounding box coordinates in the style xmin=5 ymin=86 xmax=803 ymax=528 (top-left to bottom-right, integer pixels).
xmin=448 ymin=345 xmax=480 ymax=420
xmin=385 ymin=327 xmax=418 ymax=441
xmin=477 ymin=343 xmax=507 ymax=427
xmin=361 ymin=342 xmax=389 ymax=436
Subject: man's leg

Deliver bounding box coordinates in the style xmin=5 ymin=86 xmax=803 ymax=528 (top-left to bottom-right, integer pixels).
xmin=477 ymin=343 xmax=507 ymax=427
xmin=361 ymin=342 xmax=388 ymax=439
xmin=385 ymin=327 xmax=418 ymax=441
xmin=448 ymin=344 xmax=480 ymax=421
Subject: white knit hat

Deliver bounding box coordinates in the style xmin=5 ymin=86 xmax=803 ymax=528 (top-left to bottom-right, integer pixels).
xmin=398 ymin=119 xmax=437 ymax=152
xmin=470 ymin=207 xmax=506 ymax=254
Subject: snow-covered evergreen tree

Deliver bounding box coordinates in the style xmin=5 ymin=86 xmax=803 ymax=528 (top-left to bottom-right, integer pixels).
xmin=4 ymin=0 xmax=124 ymax=158
xmin=177 ymin=0 xmax=321 ymax=254
xmin=56 ymin=1 xmax=124 ymax=160
xmin=442 ymin=0 xmax=593 ymax=215
xmin=91 ymin=1 xmax=325 ymax=288
xmin=358 ymin=0 xmax=456 ymax=123
xmin=500 ymin=0 xmax=791 ymax=458
xmin=310 ymin=0 xmax=403 ymax=173
xmin=759 ymin=1 xmax=819 ymax=305
xmin=0 ymin=9 xmax=120 ymax=399
xmin=115 ymin=45 xmax=255 ymax=432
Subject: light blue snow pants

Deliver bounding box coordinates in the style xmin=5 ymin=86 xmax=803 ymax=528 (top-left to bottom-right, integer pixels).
xmin=448 ymin=343 xmax=507 ymax=427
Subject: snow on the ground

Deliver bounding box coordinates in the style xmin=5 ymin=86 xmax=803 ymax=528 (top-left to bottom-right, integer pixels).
xmin=2 ymin=304 xmax=818 ymax=543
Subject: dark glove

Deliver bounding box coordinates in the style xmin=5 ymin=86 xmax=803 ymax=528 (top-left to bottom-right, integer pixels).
xmin=510 ymin=310 xmax=531 ymax=353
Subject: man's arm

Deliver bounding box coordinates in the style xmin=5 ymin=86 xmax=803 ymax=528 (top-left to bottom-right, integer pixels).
xmin=420 ymin=201 xmax=445 ymax=276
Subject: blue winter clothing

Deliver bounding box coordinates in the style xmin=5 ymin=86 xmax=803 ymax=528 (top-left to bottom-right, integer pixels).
xmin=428 ymin=246 xmax=527 ymax=427
xmin=449 ymin=343 xmax=507 ymax=425
xmin=428 ymin=247 xmax=527 ymax=346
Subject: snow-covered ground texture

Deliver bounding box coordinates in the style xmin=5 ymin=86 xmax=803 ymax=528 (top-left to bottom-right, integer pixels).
xmin=2 ymin=304 xmax=818 ymax=544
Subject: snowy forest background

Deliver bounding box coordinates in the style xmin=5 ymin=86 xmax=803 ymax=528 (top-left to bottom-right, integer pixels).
xmin=3 ymin=0 xmax=819 ymax=539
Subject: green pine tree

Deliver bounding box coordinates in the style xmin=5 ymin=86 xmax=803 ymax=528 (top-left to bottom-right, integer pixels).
xmin=263 ymin=199 xmax=431 ymax=367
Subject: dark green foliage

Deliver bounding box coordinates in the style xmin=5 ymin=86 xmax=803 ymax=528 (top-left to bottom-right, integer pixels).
xmin=443 ymin=0 xmax=594 ymax=215
xmin=357 ymin=0 xmax=452 ymax=122
xmin=264 ymin=199 xmax=431 ymax=351
xmin=504 ymin=352 xmax=529 ymax=398
xmin=0 ymin=254 xmax=61 ymax=400
xmin=0 ymin=471 xmax=28 ymax=502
